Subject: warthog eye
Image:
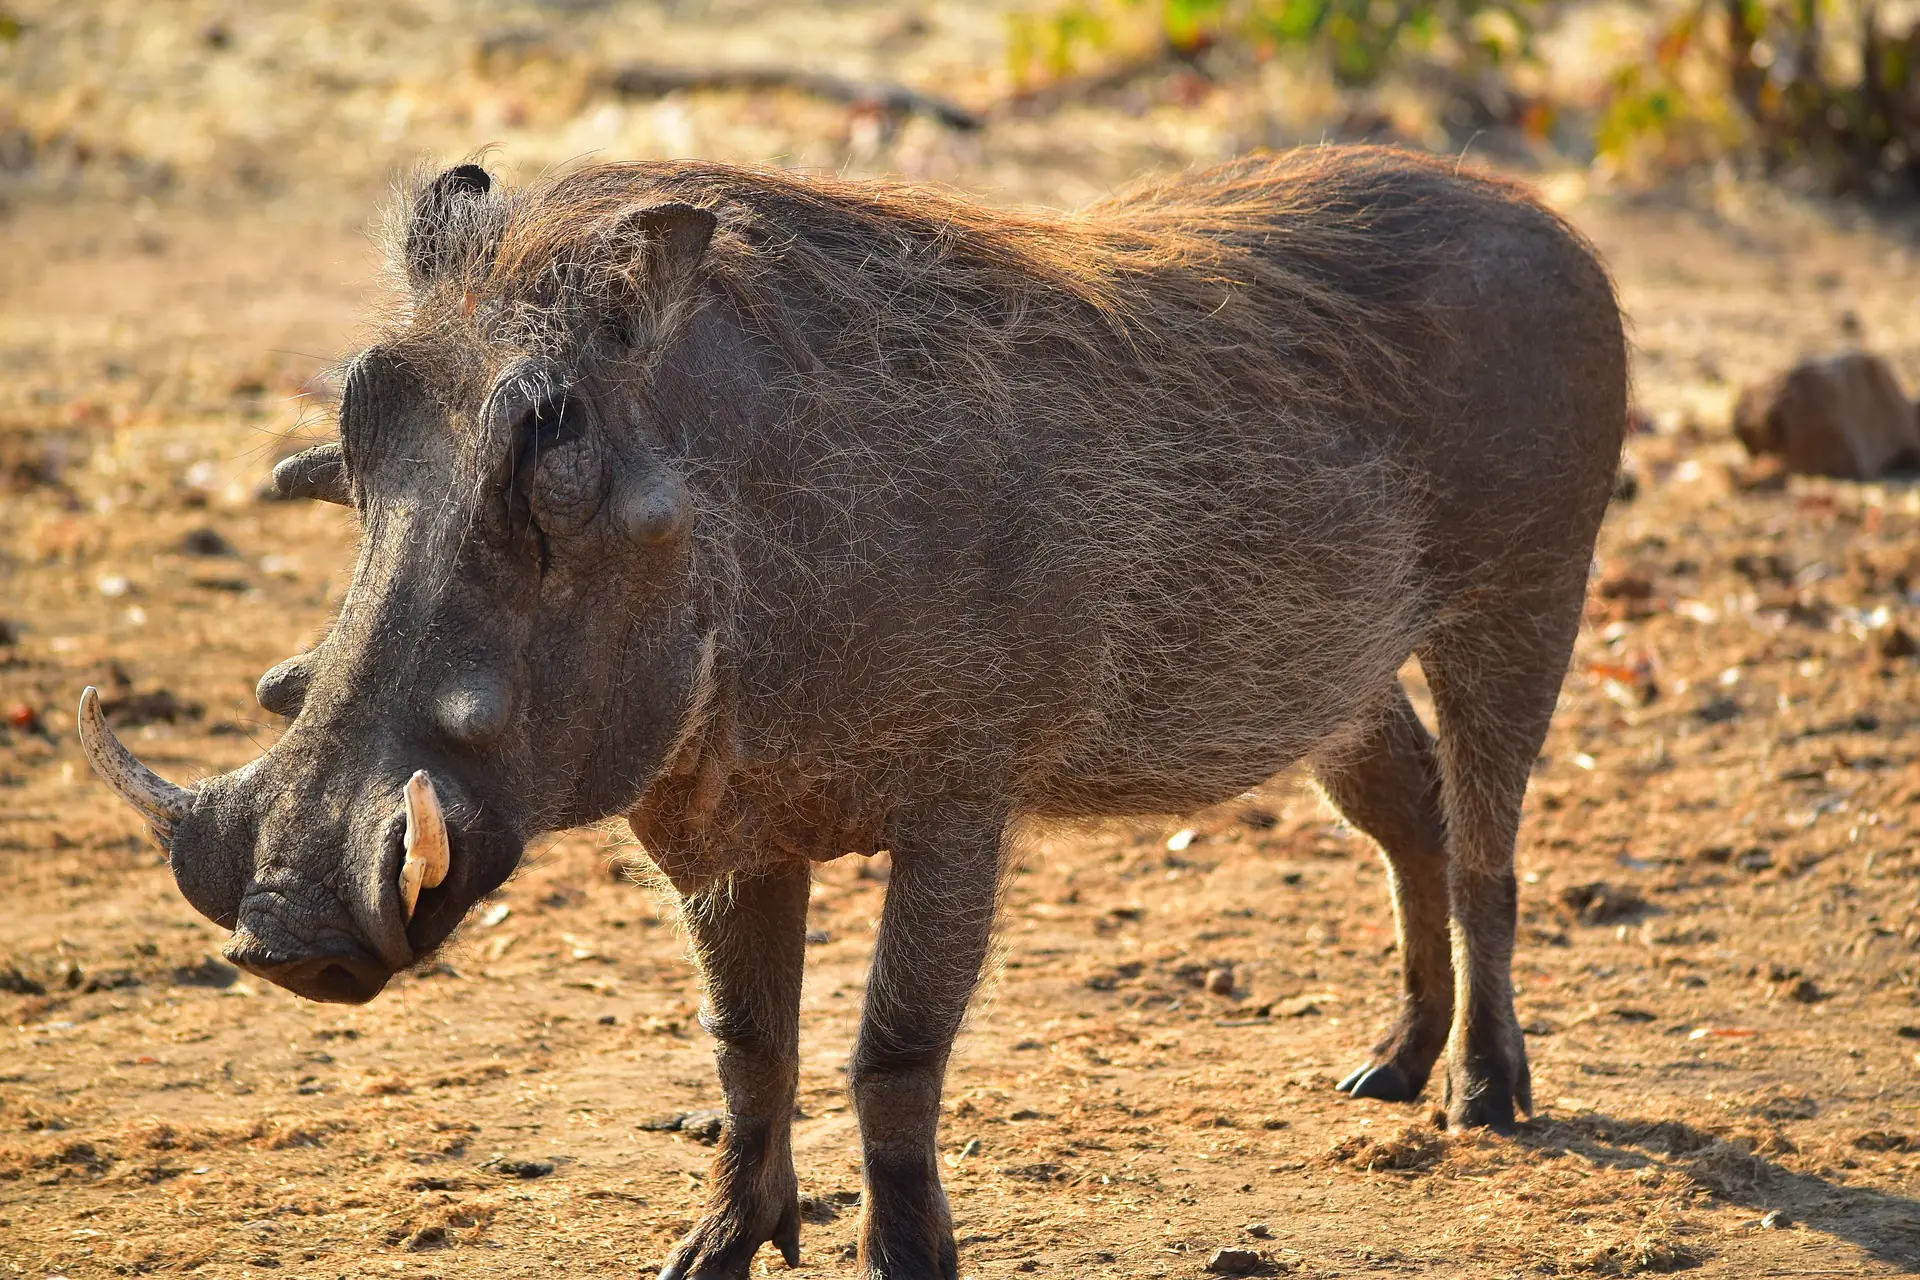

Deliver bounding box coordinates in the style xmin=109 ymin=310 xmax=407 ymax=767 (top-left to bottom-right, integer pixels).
xmin=504 ymin=393 xmax=586 ymax=561
xmin=512 ymin=395 xmax=576 ymax=475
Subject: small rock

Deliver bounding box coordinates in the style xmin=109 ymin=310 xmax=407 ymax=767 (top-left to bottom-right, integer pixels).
xmin=408 ymin=1225 xmax=450 ymax=1250
xmin=1204 ymin=1246 xmax=1272 ymax=1275
xmin=82 ymin=969 xmax=142 ymax=993
xmin=1733 ymin=352 xmax=1920 ymax=480
xmin=178 ymin=527 xmax=237 ymax=557
xmin=1852 ymin=1131 xmax=1914 ymax=1152
xmin=172 ymin=957 xmax=241 ymax=989
xmin=490 ymin=1158 xmax=554 ymax=1179
xmin=799 ymin=1191 xmax=856 ymax=1224
xmin=101 ymin=688 xmax=203 ymax=727
xmin=1759 ymin=1209 xmax=1789 ymax=1230
xmin=0 ymin=964 xmax=47 ymax=996
xmin=1694 ymin=695 xmax=1741 ymax=724
xmin=1269 ymin=995 xmax=1322 ymax=1018
xmin=1788 ymin=978 xmax=1825 ymax=1003
xmin=1591 ymin=565 xmax=1658 ymax=623
xmin=1558 ymin=882 xmax=1647 ymax=925
xmin=1244 ymin=1222 xmax=1273 ymax=1239
xmin=679 ymin=1111 xmax=725 ymax=1145
xmin=1206 ymin=966 xmax=1236 ymax=996
xmin=1876 ymin=624 xmax=1917 ymax=660
xmin=1729 ymin=454 xmax=1791 ymax=492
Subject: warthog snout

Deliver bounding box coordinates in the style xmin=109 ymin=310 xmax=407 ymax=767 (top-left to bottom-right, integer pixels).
xmin=79 ymin=687 xmax=489 ymax=1001
xmin=222 ymin=924 xmax=391 ymax=1004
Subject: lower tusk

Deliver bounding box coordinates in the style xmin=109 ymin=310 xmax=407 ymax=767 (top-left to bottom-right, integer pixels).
xmin=399 ymin=770 xmax=451 ymax=921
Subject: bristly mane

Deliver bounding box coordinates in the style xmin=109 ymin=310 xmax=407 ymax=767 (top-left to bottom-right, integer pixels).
xmin=374 ymin=149 xmax=1504 ymax=431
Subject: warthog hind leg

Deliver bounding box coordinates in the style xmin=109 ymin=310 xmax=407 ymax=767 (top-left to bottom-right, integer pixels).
xmin=1422 ymin=573 xmax=1590 ymax=1133
xmin=850 ymin=804 xmax=1005 ymax=1280
xmin=659 ymin=861 xmax=811 ymax=1280
xmin=1314 ymin=686 xmax=1452 ymax=1104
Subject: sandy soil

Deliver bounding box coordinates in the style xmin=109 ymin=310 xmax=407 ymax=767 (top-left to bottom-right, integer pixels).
xmin=3 ymin=2 xmax=1919 ymax=1276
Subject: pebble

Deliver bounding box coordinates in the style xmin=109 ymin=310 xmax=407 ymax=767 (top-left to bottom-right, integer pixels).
xmin=1206 ymin=966 xmax=1235 ymax=996
xmin=1204 ymin=1246 xmax=1270 ymax=1275
xmin=178 ymin=527 xmax=236 ymax=557
xmin=490 ymin=1158 xmax=554 ymax=1179
xmin=1876 ymin=624 xmax=1917 ymax=659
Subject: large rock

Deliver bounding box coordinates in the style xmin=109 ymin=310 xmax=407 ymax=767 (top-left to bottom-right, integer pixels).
xmin=1733 ymin=352 xmax=1920 ymax=480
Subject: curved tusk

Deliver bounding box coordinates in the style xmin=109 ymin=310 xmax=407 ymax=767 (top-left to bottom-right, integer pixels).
xmin=77 ymin=686 xmax=195 ymax=844
xmin=399 ymin=770 xmax=451 ymax=920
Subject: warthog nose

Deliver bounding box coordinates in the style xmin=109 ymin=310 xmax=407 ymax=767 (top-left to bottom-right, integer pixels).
xmin=222 ymin=936 xmax=391 ymax=1005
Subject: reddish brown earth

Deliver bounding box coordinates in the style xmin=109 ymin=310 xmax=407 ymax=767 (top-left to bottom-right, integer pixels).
xmin=3 ymin=3 xmax=1919 ymax=1277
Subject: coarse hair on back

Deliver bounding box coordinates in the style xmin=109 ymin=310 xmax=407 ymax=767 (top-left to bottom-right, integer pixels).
xmin=372 ymin=146 xmax=1500 ymax=438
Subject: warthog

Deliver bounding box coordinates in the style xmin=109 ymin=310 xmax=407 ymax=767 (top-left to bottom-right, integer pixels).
xmin=82 ymin=146 xmax=1625 ymax=1277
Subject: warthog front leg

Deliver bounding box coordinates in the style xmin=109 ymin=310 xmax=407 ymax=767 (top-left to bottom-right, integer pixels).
xmin=659 ymin=861 xmax=811 ymax=1280
xmin=1315 ymin=687 xmax=1452 ymax=1104
xmin=851 ymin=806 xmax=1004 ymax=1280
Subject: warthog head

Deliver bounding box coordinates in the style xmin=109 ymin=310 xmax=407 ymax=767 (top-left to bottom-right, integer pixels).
xmin=81 ymin=165 xmax=722 ymax=1002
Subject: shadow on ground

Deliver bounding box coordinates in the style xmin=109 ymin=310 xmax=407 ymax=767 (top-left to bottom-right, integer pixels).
xmin=1524 ymin=1112 xmax=1920 ymax=1270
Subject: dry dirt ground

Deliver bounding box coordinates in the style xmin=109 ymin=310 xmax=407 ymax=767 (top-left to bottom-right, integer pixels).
xmin=3 ymin=3 xmax=1920 ymax=1277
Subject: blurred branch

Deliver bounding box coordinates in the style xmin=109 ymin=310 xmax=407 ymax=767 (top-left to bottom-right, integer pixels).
xmin=603 ymin=62 xmax=982 ymax=131
xmin=995 ymin=38 xmax=1207 ymax=117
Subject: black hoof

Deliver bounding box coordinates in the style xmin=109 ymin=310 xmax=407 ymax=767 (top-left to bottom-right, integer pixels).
xmin=1448 ymin=1091 xmax=1519 ymax=1135
xmin=1337 ymin=1062 xmax=1414 ymax=1102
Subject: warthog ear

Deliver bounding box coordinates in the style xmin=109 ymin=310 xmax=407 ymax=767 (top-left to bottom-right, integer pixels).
xmin=406 ymin=163 xmax=493 ymax=285
xmin=272 ymin=444 xmax=349 ymax=504
xmin=623 ymin=202 xmax=717 ymax=295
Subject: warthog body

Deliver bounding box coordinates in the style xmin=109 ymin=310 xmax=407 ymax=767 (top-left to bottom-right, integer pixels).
xmin=82 ymin=147 xmax=1626 ymax=1277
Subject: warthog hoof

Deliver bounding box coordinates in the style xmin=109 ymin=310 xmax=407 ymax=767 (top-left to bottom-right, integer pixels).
xmin=1336 ymin=1061 xmax=1415 ymax=1102
xmin=659 ymin=1186 xmax=801 ymax=1280
xmin=1442 ymin=1028 xmax=1532 ymax=1136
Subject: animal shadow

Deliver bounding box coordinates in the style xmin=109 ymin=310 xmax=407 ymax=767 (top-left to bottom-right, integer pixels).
xmin=1520 ymin=1111 xmax=1920 ymax=1270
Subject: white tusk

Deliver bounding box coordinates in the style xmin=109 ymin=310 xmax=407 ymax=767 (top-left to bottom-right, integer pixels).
xmin=399 ymin=770 xmax=451 ymax=920
xmin=77 ymin=686 xmax=194 ymax=843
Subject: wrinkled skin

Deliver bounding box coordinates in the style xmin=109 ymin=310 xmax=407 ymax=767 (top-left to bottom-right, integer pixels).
xmin=82 ymin=149 xmax=1629 ymax=1278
